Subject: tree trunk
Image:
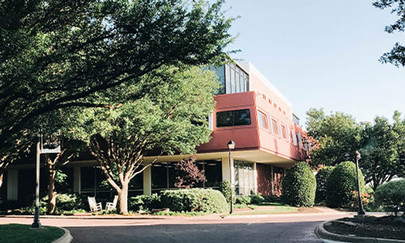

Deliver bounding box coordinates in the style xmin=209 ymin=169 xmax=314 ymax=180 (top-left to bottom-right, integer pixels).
xmin=0 ymin=173 xmax=3 ymax=189
xmin=47 ymin=166 xmax=57 ymax=214
xmin=118 ymin=181 xmax=129 ymax=215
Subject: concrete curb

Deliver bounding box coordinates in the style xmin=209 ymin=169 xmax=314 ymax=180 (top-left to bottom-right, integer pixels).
xmin=52 ymin=227 xmax=73 ymax=243
xmin=315 ymin=221 xmax=405 ymax=243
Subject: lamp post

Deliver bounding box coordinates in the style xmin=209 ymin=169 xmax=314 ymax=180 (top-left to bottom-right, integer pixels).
xmin=355 ymin=150 xmax=365 ymax=216
xmin=32 ymin=132 xmax=61 ymax=228
xmin=227 ymin=140 xmax=235 ymax=214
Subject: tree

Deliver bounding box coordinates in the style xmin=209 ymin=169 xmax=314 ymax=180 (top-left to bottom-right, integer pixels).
xmin=174 ymin=156 xmax=207 ymax=189
xmin=393 ymin=111 xmax=405 ymax=177
xmin=306 ymin=108 xmax=361 ymax=166
xmin=360 ymin=116 xmax=400 ymax=191
xmin=69 ymin=65 xmax=219 ymax=214
xmin=0 ymin=0 xmax=234 ymax=188
xmin=373 ymin=0 xmax=405 ymax=67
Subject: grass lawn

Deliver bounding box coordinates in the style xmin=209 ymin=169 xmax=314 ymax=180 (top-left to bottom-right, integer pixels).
xmin=221 ymin=202 xmax=299 ymax=217
xmin=0 ymin=224 xmax=65 ymax=243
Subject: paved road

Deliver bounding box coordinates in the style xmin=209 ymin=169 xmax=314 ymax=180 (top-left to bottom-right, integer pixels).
xmin=0 ymin=212 xmax=351 ymax=243
xmin=67 ymin=221 xmax=325 ymax=243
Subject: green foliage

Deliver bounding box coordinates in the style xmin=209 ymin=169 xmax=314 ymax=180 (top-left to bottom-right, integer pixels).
xmin=375 ymin=179 xmax=405 ymax=216
xmin=38 ymin=193 xmax=86 ymax=214
xmin=326 ymin=161 xmax=365 ymax=208
xmin=235 ymin=195 xmax=251 ymax=205
xmin=373 ymin=0 xmax=405 ymax=67
xmin=218 ymin=180 xmax=231 ymax=203
xmin=360 ymin=116 xmax=402 ymax=191
xmin=250 ymin=194 xmax=265 ymax=204
xmin=0 ymin=0 xmax=234 ymax=186
xmin=306 ymin=108 xmax=361 ymax=166
xmin=128 ymin=194 xmax=161 ymax=212
xmin=282 ymin=162 xmax=316 ymax=207
xmin=315 ymin=166 xmax=335 ymax=203
xmin=160 ymin=188 xmax=228 ymax=213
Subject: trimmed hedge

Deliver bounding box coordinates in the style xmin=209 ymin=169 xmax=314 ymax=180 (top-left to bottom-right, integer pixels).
xmin=375 ymin=179 xmax=405 ymax=216
xmin=326 ymin=161 xmax=365 ymax=208
xmin=282 ymin=162 xmax=316 ymax=207
xmin=315 ymin=166 xmax=334 ymax=203
xmin=235 ymin=195 xmax=251 ymax=205
xmin=160 ymin=188 xmax=228 ymax=213
xmin=128 ymin=194 xmax=161 ymax=212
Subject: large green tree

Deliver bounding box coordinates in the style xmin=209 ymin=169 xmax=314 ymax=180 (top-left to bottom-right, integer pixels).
xmin=360 ymin=116 xmax=400 ymax=191
xmin=373 ymin=0 xmax=405 ymax=67
xmin=69 ymin=65 xmax=219 ymax=214
xmin=306 ymin=108 xmax=361 ymax=166
xmin=0 ymin=0 xmax=233 ymax=187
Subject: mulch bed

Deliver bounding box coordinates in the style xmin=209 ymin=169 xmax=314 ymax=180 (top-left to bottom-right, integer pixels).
xmin=324 ymin=216 xmax=405 ymax=240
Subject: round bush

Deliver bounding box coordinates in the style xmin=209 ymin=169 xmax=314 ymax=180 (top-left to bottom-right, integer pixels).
xmin=282 ymin=162 xmax=316 ymax=207
xmin=326 ymin=161 xmax=365 ymax=208
xmin=160 ymin=188 xmax=228 ymax=213
xmin=315 ymin=166 xmax=334 ymax=203
xmin=375 ymin=179 xmax=405 ymax=216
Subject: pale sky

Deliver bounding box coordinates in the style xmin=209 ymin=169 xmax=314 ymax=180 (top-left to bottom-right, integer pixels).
xmin=221 ymin=0 xmax=404 ymax=126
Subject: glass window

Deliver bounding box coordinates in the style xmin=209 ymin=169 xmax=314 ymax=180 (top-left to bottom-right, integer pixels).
xmin=213 ymin=66 xmax=225 ymax=94
xmin=225 ymin=65 xmax=231 ymax=94
xmin=258 ymin=111 xmax=268 ymax=129
xmin=271 ymin=118 xmax=279 ymax=135
xmin=152 ymin=163 xmax=167 ymax=189
xmin=234 ymin=161 xmax=254 ymax=195
xmin=281 ymin=125 xmax=287 ymax=139
xmin=292 ymin=130 xmax=298 ymax=146
xmin=216 ymin=109 xmax=251 ymax=127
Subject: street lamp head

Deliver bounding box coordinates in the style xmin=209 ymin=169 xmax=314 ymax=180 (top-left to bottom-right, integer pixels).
xmin=227 ymin=140 xmax=235 ymax=150
xmin=356 ymin=150 xmax=361 ymax=160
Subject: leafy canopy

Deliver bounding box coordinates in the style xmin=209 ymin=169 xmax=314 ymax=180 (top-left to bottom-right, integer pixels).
xmin=373 ymin=0 xmax=405 ymax=67
xmin=0 ymin=0 xmax=233 ymax=175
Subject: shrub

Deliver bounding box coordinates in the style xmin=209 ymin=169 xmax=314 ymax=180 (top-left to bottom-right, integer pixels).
xmin=282 ymin=162 xmax=316 ymax=207
xmin=38 ymin=193 xmax=86 ymax=213
xmin=250 ymin=194 xmax=265 ymax=204
xmin=218 ymin=180 xmax=231 ymax=203
xmin=160 ymin=188 xmax=228 ymax=213
xmin=128 ymin=194 xmax=161 ymax=212
xmin=325 ymin=161 xmax=365 ymax=208
xmin=263 ymin=195 xmax=281 ymax=203
xmin=315 ymin=166 xmax=334 ymax=203
xmin=235 ymin=195 xmax=251 ymax=205
xmin=375 ymin=179 xmax=405 ymax=216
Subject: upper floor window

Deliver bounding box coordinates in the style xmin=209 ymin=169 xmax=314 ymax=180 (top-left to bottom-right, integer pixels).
xmin=271 ymin=118 xmax=279 ymax=135
xmin=281 ymin=124 xmax=287 ymax=139
xmin=216 ymin=109 xmax=251 ymax=127
xmin=224 ymin=64 xmax=249 ymax=94
xmin=258 ymin=111 xmax=268 ymax=129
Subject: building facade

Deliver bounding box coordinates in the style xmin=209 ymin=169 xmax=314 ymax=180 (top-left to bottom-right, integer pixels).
xmin=1 ymin=62 xmax=307 ymax=202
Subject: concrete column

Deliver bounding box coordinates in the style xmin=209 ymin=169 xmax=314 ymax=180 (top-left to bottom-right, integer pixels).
xmin=143 ymin=166 xmax=152 ymax=195
xmin=7 ymin=169 xmax=18 ymax=201
xmin=253 ymin=162 xmax=258 ymax=194
xmin=73 ymin=166 xmax=81 ymax=194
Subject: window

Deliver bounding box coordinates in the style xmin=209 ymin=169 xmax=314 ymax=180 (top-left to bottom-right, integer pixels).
xmin=216 ymin=109 xmax=251 ymax=127
xmin=258 ymin=111 xmax=268 ymax=129
xmin=234 ymin=161 xmax=255 ymax=195
xmin=271 ymin=118 xmax=279 ymax=135
xmin=281 ymin=125 xmax=287 ymax=139
xmin=223 ymin=64 xmax=249 ymax=94
xmin=291 ymin=130 xmax=298 ymax=146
